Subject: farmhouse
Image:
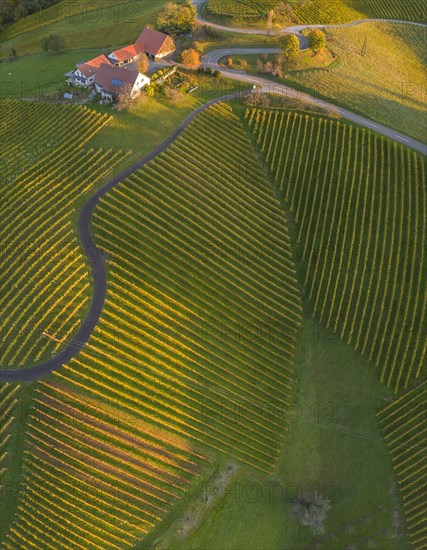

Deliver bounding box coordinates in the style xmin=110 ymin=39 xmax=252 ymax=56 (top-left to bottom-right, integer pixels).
xmin=135 ymin=26 xmax=176 ymax=59
xmin=93 ymin=64 xmax=150 ymax=101
xmin=109 ymin=44 xmax=140 ymax=66
xmin=65 ymin=54 xmax=111 ymax=87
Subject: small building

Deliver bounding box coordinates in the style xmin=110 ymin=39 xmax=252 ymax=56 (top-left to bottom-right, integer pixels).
xmin=135 ymin=26 xmax=175 ymax=59
xmin=65 ymin=54 xmax=111 ymax=87
xmin=108 ymin=44 xmax=140 ymax=66
xmin=93 ymin=64 xmax=150 ymax=102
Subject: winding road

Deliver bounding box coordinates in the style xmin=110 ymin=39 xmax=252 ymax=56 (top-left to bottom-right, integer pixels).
xmin=0 ymin=92 xmax=244 ymax=383
xmin=1 ymin=2 xmax=426 ymax=382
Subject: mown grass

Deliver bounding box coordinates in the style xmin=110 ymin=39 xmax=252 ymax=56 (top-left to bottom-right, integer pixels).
xmin=88 ymin=74 xmax=251 ymax=163
xmin=283 ymin=23 xmax=426 ymax=142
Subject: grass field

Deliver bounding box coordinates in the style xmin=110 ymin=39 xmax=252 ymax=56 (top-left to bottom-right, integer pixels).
xmin=0 ymin=100 xmax=130 ymax=370
xmin=0 ymin=0 xmax=169 ymax=60
xmin=284 ymin=23 xmax=427 ymax=143
xmin=88 ymin=74 xmax=251 ymax=162
xmin=141 ymin=314 xmax=408 ymax=550
xmin=246 ymin=108 xmax=427 ymax=392
xmin=205 ymin=0 xmax=427 ymax=25
xmin=0 ymin=49 xmax=109 ymax=100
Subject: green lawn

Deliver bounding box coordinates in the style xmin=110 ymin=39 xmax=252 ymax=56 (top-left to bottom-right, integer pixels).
xmin=143 ymin=314 xmax=408 ymax=550
xmin=284 ymin=23 xmax=427 ymax=143
xmin=0 ymin=49 xmax=104 ymax=99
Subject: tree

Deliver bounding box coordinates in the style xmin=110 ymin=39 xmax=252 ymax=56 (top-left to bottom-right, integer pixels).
xmin=181 ymin=48 xmax=200 ymax=69
xmin=156 ymin=0 xmax=197 ymax=35
xmin=267 ymin=9 xmax=275 ymax=33
xmin=40 ymin=34 xmax=66 ymax=53
xmin=145 ymin=85 xmax=155 ymax=97
xmin=50 ymin=34 xmax=66 ymax=53
xmin=137 ymin=53 xmax=149 ymax=74
xmin=292 ymin=493 xmax=331 ymax=535
xmin=226 ymin=57 xmax=233 ymax=67
xmin=307 ymin=29 xmax=327 ymax=54
xmin=278 ymin=33 xmax=300 ymax=61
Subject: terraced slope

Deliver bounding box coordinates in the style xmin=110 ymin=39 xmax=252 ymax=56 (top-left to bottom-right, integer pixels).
xmin=0 ymin=100 xmax=130 ymax=370
xmin=246 ymin=108 xmax=427 ymax=392
xmin=377 ymin=382 xmax=426 ymax=549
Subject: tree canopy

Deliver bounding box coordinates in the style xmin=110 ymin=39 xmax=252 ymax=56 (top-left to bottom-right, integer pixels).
xmin=181 ymin=48 xmax=200 ymax=68
xmin=156 ymin=1 xmax=197 ymax=35
xmin=278 ymin=33 xmax=300 ymax=60
xmin=137 ymin=54 xmax=149 ymax=75
xmin=307 ymin=29 xmax=327 ymax=53
xmin=40 ymin=34 xmax=66 ymax=53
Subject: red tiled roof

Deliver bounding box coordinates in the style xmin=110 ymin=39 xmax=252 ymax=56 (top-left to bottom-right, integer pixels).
xmin=78 ymin=54 xmax=110 ymax=78
xmin=111 ymin=44 xmax=139 ymax=63
xmin=94 ymin=64 xmax=139 ymax=95
xmin=135 ymin=26 xmax=174 ymax=56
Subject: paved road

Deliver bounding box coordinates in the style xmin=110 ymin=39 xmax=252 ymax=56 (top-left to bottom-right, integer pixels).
xmin=200 ymin=48 xmax=427 ymax=154
xmin=0 ymin=92 xmax=247 ymax=383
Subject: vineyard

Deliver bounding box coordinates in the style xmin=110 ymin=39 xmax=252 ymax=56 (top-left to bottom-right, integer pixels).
xmin=285 ymin=23 xmax=427 ymax=143
xmin=0 ymin=383 xmax=21 ymax=477
xmin=0 ymin=100 xmax=130 ymax=371
xmin=246 ymin=108 xmax=427 ymax=392
xmin=60 ymin=102 xmax=302 ymax=472
xmin=3 ymin=102 xmax=302 ymax=547
xmin=377 ymin=382 xmax=426 ymax=549
xmin=2 ymin=381 xmax=205 ymax=550
xmin=206 ymin=0 xmax=426 ymax=24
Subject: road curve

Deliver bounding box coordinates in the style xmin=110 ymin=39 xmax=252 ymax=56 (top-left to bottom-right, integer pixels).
xmin=0 ymin=92 xmax=244 ymax=383
xmin=201 ymin=49 xmax=427 ymax=155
